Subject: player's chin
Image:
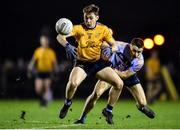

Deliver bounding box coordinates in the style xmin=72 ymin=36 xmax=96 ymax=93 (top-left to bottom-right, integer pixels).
xmin=101 ymin=55 xmax=109 ymax=61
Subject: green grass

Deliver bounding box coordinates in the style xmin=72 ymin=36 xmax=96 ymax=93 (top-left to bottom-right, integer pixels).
xmin=0 ymin=99 xmax=180 ymax=129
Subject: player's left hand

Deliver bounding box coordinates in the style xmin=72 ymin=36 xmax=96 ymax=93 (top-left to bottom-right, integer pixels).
xmin=65 ymin=43 xmax=77 ymax=60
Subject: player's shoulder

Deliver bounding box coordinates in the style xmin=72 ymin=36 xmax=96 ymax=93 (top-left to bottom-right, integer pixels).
xmin=73 ymin=24 xmax=85 ymax=32
xmin=35 ymin=47 xmax=42 ymax=52
xmin=139 ymin=54 xmax=144 ymax=61
xmin=116 ymin=41 xmax=129 ymax=46
xmin=74 ymin=23 xmax=88 ymax=29
xmin=47 ymin=47 xmax=53 ymax=51
xmin=135 ymin=53 xmax=144 ymax=65
xmin=96 ymin=22 xmax=109 ymax=29
xmin=48 ymin=48 xmax=56 ymax=53
xmin=96 ymin=22 xmax=106 ymax=27
xmin=73 ymin=24 xmax=82 ymax=28
xmin=33 ymin=47 xmax=42 ymax=56
xmin=115 ymin=41 xmax=129 ymax=50
xmin=74 ymin=23 xmax=108 ymax=30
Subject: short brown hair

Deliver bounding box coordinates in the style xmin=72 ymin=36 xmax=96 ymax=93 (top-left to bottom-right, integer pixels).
xmin=131 ymin=38 xmax=144 ymax=48
xmin=83 ymin=4 xmax=99 ymax=15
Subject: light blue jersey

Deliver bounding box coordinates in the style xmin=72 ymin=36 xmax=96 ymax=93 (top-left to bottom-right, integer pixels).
xmin=110 ymin=41 xmax=144 ymax=73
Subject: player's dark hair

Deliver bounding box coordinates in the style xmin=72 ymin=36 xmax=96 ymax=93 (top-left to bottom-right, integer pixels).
xmin=83 ymin=4 xmax=99 ymax=15
xmin=131 ymin=38 xmax=144 ymax=48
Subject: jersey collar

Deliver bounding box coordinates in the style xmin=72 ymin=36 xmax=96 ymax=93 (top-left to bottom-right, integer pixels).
xmin=82 ymin=22 xmax=97 ymax=30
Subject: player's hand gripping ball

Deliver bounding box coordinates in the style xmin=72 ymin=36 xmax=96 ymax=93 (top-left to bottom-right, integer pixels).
xmin=55 ymin=18 xmax=73 ymax=35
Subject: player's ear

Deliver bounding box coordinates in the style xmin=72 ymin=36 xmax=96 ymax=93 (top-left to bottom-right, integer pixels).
xmin=96 ymin=15 xmax=99 ymax=20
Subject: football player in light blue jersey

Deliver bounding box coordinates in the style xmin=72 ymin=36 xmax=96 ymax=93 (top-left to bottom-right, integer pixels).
xmin=75 ymin=38 xmax=155 ymax=124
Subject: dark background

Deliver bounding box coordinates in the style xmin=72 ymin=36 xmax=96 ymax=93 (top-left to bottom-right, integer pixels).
xmin=1 ymin=0 xmax=180 ymax=98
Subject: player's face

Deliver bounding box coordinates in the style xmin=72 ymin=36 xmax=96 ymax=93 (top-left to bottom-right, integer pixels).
xmin=40 ymin=36 xmax=49 ymax=47
xmin=130 ymin=45 xmax=143 ymax=58
xmin=84 ymin=12 xmax=99 ymax=28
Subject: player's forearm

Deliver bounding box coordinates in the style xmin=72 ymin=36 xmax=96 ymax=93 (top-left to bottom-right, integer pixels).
xmin=114 ymin=69 xmax=135 ymax=79
xmin=102 ymin=40 xmax=118 ymax=52
xmin=28 ymin=59 xmax=35 ymax=71
xmin=114 ymin=70 xmax=127 ymax=79
xmin=112 ymin=45 xmax=118 ymax=52
xmin=109 ymin=40 xmax=118 ymax=52
xmin=56 ymin=34 xmax=68 ymax=47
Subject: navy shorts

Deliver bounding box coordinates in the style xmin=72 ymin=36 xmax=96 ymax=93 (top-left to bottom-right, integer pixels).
xmin=123 ymin=74 xmax=140 ymax=87
xmin=74 ymin=59 xmax=111 ymax=77
xmin=36 ymin=72 xmax=51 ymax=79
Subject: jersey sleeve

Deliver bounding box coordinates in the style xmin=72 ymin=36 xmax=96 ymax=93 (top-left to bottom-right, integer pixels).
xmin=129 ymin=55 xmax=144 ymax=73
xmin=70 ymin=25 xmax=79 ymax=36
xmin=103 ymin=26 xmax=115 ymax=43
xmin=116 ymin=41 xmax=128 ymax=52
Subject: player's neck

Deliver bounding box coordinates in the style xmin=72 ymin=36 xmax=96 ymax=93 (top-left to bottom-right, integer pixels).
xmin=83 ymin=22 xmax=97 ymax=30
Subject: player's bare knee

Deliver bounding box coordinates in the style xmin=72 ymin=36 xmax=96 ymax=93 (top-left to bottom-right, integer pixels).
xmin=95 ymin=92 xmax=102 ymax=99
xmin=69 ymin=81 xmax=79 ymax=90
xmin=91 ymin=92 xmax=101 ymax=100
xmin=35 ymin=88 xmax=42 ymax=95
xmin=35 ymin=86 xmax=41 ymax=93
xmin=113 ymin=80 xmax=123 ymax=90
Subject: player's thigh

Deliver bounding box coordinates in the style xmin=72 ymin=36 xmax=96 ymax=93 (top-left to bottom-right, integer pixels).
xmin=35 ymin=78 xmax=43 ymax=91
xmin=129 ymin=83 xmax=147 ymax=105
xmin=69 ymin=67 xmax=87 ymax=86
xmin=96 ymin=67 xmax=123 ymax=88
xmin=93 ymin=80 xmax=111 ymax=97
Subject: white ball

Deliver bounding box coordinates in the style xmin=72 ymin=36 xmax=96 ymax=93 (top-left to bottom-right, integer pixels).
xmin=55 ymin=18 xmax=73 ymax=35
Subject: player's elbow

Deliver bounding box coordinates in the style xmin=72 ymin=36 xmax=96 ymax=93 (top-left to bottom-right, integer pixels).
xmin=56 ymin=34 xmax=62 ymax=42
xmin=94 ymin=91 xmax=102 ymax=99
xmin=56 ymin=34 xmax=67 ymax=45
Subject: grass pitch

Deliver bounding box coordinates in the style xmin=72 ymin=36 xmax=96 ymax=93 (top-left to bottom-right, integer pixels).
xmin=0 ymin=99 xmax=180 ymax=129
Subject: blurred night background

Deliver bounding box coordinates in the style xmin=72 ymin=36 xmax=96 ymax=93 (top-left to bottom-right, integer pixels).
xmin=1 ymin=0 xmax=180 ymax=100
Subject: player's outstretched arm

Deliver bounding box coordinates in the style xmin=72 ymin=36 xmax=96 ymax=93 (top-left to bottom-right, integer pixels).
xmin=27 ymin=57 xmax=36 ymax=78
xmin=109 ymin=40 xmax=119 ymax=52
xmin=56 ymin=34 xmax=77 ymax=60
xmin=56 ymin=34 xmax=71 ymax=47
xmin=114 ymin=69 xmax=135 ymax=80
xmin=28 ymin=58 xmax=35 ymax=72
